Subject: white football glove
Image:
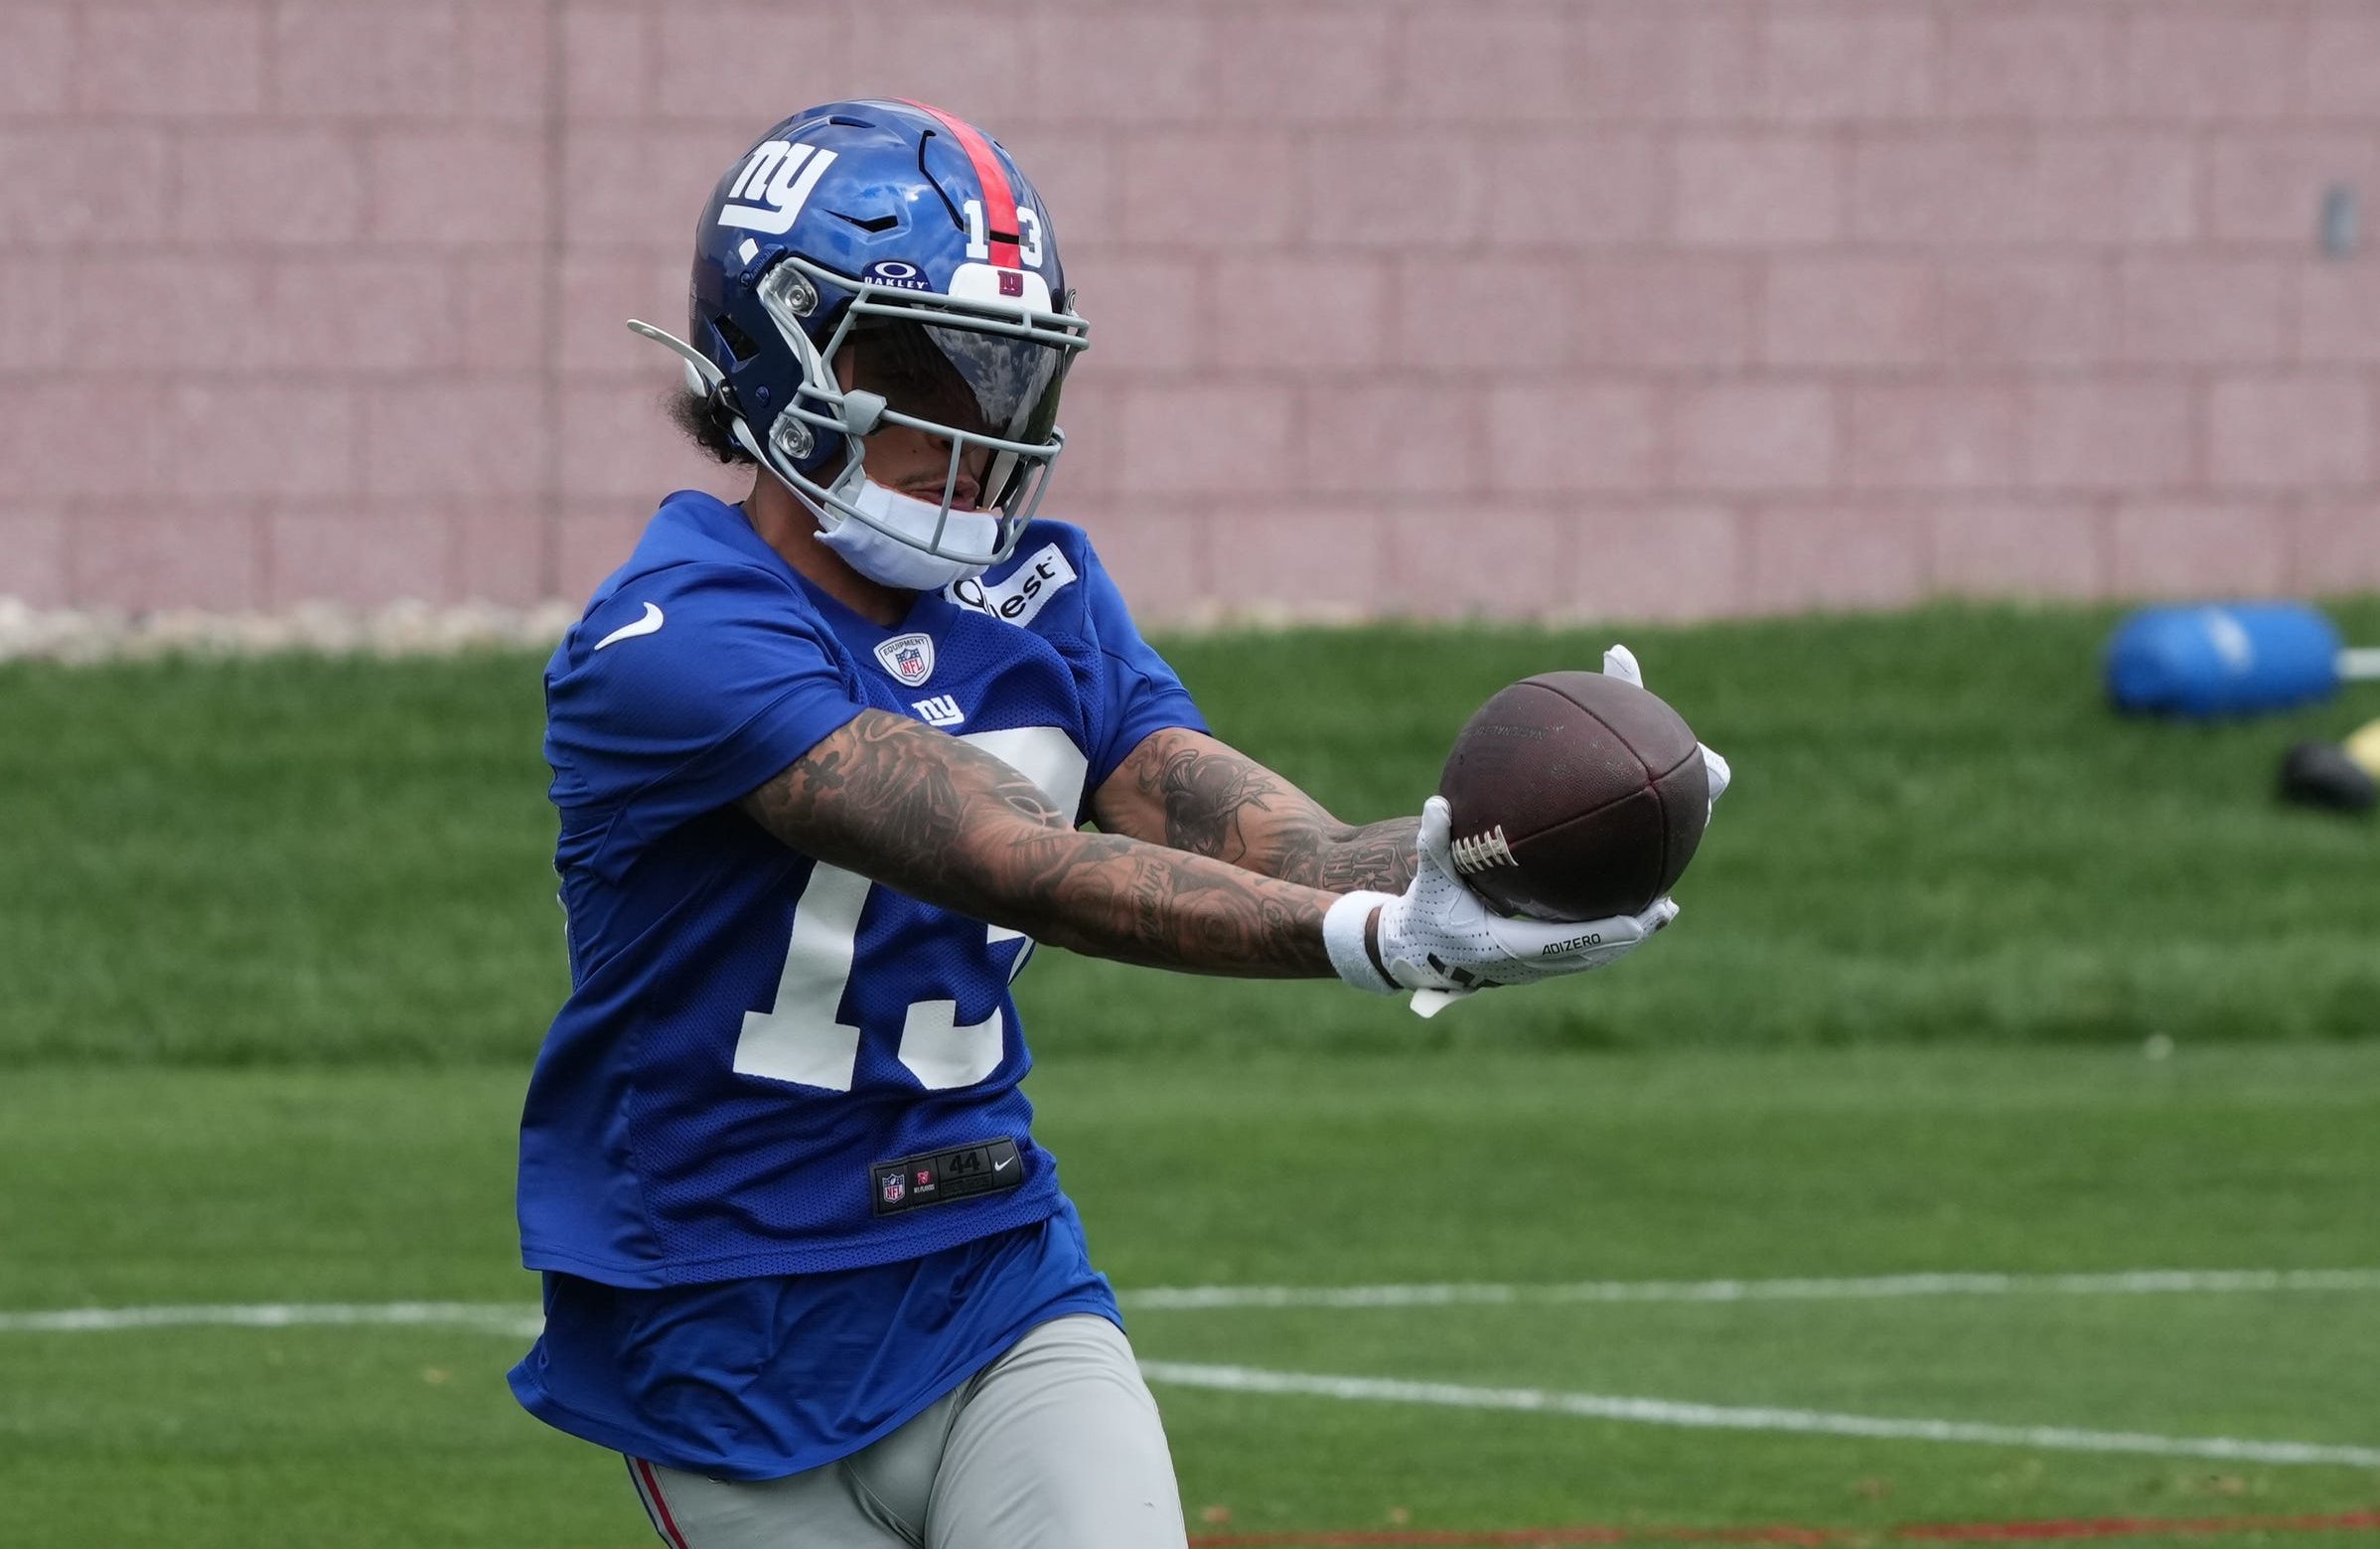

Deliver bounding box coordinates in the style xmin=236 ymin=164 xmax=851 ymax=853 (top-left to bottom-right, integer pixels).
xmin=1601 ymin=642 xmax=1730 ymax=818
xmin=1323 ymin=796 xmax=1678 ymax=1017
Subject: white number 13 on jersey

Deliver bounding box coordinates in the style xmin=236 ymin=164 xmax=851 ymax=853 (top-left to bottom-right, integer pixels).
xmin=731 ymin=726 xmax=1088 ymax=1094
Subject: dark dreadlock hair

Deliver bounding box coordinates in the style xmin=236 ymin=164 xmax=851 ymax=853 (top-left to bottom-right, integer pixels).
xmin=667 ymin=386 xmax=756 ymax=466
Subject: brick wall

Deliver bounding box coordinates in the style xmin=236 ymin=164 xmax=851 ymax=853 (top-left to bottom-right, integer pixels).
xmin=4 ymin=1 xmax=2378 ymax=622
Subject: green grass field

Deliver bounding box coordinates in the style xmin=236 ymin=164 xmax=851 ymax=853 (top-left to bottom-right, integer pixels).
xmin=3 ymin=602 xmax=2377 ymax=1547
xmin=5 ymin=1053 xmax=2378 ymax=1548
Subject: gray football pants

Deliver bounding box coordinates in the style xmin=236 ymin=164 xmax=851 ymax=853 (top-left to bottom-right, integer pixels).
xmin=625 ymin=1314 xmax=1188 ymax=1549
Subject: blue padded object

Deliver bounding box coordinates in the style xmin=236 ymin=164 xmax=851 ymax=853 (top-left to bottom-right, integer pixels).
xmin=2104 ymin=602 xmax=2344 ymax=717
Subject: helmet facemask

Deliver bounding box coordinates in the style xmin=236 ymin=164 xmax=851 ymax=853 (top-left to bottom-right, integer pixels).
xmin=753 ymin=255 xmax=1086 ymax=583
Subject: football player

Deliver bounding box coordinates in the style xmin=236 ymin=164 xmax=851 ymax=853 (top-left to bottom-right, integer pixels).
xmin=510 ymin=99 xmax=1704 ymax=1549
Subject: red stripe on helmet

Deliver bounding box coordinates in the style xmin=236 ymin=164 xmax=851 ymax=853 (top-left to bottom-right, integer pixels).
xmin=899 ymin=98 xmax=1022 ymax=269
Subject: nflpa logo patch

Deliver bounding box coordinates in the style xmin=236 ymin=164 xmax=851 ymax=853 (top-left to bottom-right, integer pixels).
xmin=997 ymin=270 xmax=1024 ymax=297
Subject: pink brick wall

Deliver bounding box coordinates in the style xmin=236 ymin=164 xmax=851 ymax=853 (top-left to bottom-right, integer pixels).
xmin=5 ymin=0 xmax=2379 ymax=622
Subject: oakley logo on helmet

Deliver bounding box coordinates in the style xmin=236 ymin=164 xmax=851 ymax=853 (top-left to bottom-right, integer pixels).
xmin=861 ymin=259 xmax=934 ymax=292
xmin=718 ymin=140 xmax=839 ymax=235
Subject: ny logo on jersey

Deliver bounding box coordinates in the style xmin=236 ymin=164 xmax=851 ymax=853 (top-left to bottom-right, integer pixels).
xmin=912 ymin=695 xmax=965 ymax=728
xmin=717 ymin=140 xmax=838 ymax=234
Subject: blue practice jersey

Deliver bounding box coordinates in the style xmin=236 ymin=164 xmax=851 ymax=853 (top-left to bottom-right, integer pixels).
xmin=511 ymin=491 xmax=1202 ymax=1474
xmin=511 ymin=1197 xmax=1119 ymax=1479
xmin=518 ymin=491 xmax=1204 ymax=1289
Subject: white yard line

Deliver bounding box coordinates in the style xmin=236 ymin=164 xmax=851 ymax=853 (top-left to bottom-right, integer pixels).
xmin=0 ymin=1302 xmax=544 ymax=1336
xmin=12 ymin=1287 xmax=2376 ymax=1469
xmin=1136 ymin=1361 xmax=2380 ymax=1470
xmin=4 ymin=1268 xmax=2375 ymax=1336
xmin=1118 ymin=1267 xmax=2380 ymax=1312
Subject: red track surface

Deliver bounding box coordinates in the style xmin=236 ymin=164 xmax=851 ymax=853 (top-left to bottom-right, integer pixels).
xmin=1190 ymin=1510 xmax=2380 ymax=1548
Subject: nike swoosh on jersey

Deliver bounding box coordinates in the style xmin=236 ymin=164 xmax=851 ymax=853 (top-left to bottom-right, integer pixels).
xmin=592 ymin=601 xmax=665 ymax=651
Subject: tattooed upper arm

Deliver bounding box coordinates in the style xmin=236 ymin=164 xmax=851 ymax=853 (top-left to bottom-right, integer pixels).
xmin=1093 ymin=728 xmax=1420 ymax=894
xmin=735 ymin=709 xmax=1340 ymax=978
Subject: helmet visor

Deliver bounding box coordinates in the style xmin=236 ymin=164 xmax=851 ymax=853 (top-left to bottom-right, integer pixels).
xmin=847 ymin=318 xmax=1065 ymax=445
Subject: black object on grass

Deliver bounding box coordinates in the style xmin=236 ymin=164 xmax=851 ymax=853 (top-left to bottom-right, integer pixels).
xmin=2279 ymin=740 xmax=2378 ymax=814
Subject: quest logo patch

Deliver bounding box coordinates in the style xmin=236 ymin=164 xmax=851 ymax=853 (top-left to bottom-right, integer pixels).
xmin=949 ymin=544 xmax=1078 ymax=630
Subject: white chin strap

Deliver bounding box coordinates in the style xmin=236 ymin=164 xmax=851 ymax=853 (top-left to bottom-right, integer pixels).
xmin=808 ymin=478 xmax=1001 ymax=592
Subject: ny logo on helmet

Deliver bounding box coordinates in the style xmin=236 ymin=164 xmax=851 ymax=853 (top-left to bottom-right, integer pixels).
xmin=718 ymin=141 xmax=839 ymax=235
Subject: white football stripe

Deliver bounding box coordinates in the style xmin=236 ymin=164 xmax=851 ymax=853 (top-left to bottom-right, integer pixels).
xmin=1117 ymin=1267 xmax=2380 ymax=1312
xmin=1136 ymin=1361 xmax=2380 ymax=1470
xmin=4 ymin=1269 xmax=2376 ymax=1336
xmin=0 ymin=1302 xmax=544 ymax=1336
xmin=11 ymin=1292 xmax=2377 ymax=1469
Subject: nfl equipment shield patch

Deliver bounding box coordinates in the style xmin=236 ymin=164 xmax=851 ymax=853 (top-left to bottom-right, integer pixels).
xmin=879 ymin=1170 xmax=906 ymax=1205
xmin=874 ymin=632 xmax=936 ymax=688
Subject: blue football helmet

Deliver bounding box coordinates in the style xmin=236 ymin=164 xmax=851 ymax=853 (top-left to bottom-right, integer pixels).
xmin=631 ymin=99 xmax=1090 ymax=584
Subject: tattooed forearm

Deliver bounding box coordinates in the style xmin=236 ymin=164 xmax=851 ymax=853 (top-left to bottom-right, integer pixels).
xmin=739 ymin=709 xmax=1336 ymax=977
xmin=1141 ymin=738 xmax=1277 ymax=863
xmin=1109 ymin=729 xmax=1420 ymax=893
xmin=1310 ymin=816 xmax=1422 ymax=893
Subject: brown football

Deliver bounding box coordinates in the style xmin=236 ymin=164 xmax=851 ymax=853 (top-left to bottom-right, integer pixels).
xmin=1437 ymin=671 xmax=1710 ymax=921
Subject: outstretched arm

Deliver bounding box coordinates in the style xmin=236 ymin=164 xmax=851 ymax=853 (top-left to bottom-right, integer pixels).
xmin=739 ymin=709 xmax=1340 ymax=978
xmin=743 ymin=712 xmax=1672 ymax=1000
xmin=1090 ymin=727 xmax=1420 ymax=893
